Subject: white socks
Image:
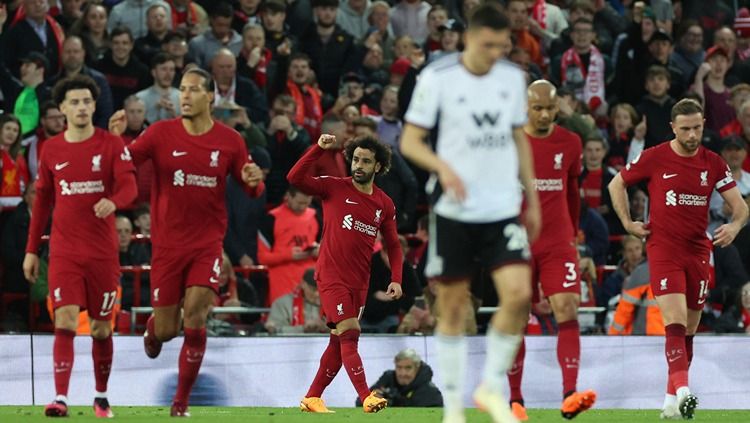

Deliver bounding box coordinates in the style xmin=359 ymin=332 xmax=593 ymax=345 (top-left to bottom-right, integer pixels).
xmin=483 ymin=328 xmax=522 ymax=393
xmin=662 ymin=393 xmax=676 ymax=410
xmin=54 ymin=395 xmax=68 ymax=404
xmin=436 ymin=332 xmax=467 ymax=415
xmin=95 ymin=391 xmax=107 ymax=399
xmin=676 ymin=386 xmax=691 ymax=399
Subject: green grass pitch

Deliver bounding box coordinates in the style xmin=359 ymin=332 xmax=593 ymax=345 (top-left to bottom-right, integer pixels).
xmin=2 ymin=406 xmax=750 ymax=422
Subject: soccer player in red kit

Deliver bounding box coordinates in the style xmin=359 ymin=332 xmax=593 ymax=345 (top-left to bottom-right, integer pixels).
xmin=23 ymin=75 xmax=137 ymax=418
xmin=609 ymin=99 xmax=748 ymax=419
xmin=108 ymin=68 xmax=265 ymax=417
xmin=287 ymin=134 xmax=404 ymax=414
xmin=507 ymin=80 xmax=596 ymax=421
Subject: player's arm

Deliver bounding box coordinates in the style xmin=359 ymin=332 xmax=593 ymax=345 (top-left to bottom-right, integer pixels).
xmin=257 ymin=214 xmax=304 ymax=265
xmin=513 ymin=127 xmax=541 ymax=242
xmin=24 ymin=158 xmax=55 ymax=283
xmin=567 ymin=172 xmax=581 ymax=231
xmin=232 ymin=140 xmax=265 ymax=197
xmin=286 ymin=135 xmax=337 ymax=198
xmin=608 ymin=172 xmax=649 ymax=238
xmin=714 ymin=186 xmax=749 ymax=247
xmin=381 ymin=204 xmax=403 ymax=300
xmin=109 ymin=114 xmax=153 ymax=166
xmin=95 ymin=138 xmax=138 ymax=218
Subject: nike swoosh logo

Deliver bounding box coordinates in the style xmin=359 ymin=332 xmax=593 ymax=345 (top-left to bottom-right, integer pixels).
xmin=99 ymin=310 xmax=112 ymax=317
xmin=662 ymin=173 xmax=678 ymax=179
xmin=55 ymin=162 xmax=69 ymax=170
xmin=697 ymin=299 xmax=706 ymax=304
xmin=668 ymin=356 xmax=682 ymax=363
xmin=345 ymin=198 xmax=358 ymax=204
xmin=562 ymin=281 xmax=577 ymax=288
xmin=186 ymin=357 xmax=202 ymax=363
xmin=54 ymin=368 xmax=69 ymax=373
xmin=209 ymin=277 xmax=218 ymax=284
xmin=172 ymin=150 xmax=187 ymax=157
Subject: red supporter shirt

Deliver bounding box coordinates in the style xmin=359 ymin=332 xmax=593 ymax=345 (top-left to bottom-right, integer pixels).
xmin=580 ymin=167 xmax=603 ymax=208
xmin=620 ymin=142 xmax=736 ymax=254
xmin=26 ymin=128 xmax=137 ymax=259
xmin=287 ymin=145 xmax=403 ymax=291
xmin=528 ymin=125 xmax=582 ymax=253
xmin=127 ymin=118 xmax=264 ymax=249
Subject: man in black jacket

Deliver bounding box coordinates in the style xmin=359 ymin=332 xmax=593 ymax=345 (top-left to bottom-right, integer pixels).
xmin=357 ymin=348 xmax=443 ymax=407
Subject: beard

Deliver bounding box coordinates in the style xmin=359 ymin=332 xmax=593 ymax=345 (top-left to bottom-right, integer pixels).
xmin=317 ymin=19 xmax=335 ymax=29
xmin=352 ymin=169 xmax=375 ymax=184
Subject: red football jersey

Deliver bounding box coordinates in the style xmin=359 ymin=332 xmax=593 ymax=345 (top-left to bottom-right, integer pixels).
xmin=528 ymin=125 xmax=582 ymax=253
xmin=26 ymin=128 xmax=137 ymax=259
xmin=287 ymin=145 xmax=403 ymax=291
xmin=127 ymin=118 xmax=264 ymax=249
xmin=620 ymin=142 xmax=736 ymax=253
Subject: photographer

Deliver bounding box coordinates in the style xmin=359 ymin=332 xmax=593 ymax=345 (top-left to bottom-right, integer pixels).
xmin=356 ymin=348 xmax=443 ymax=407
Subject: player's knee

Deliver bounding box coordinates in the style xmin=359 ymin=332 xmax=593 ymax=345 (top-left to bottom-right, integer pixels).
xmin=154 ymin=325 xmax=179 ymax=341
xmin=54 ymin=309 xmax=79 ymax=331
xmin=90 ymin=323 xmax=112 ymax=340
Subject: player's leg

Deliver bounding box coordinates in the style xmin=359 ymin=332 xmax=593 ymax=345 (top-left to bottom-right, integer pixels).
xmin=171 ymin=285 xmax=215 ymax=416
xmin=90 ymin=319 xmax=114 ymax=418
xmin=144 ymin=248 xmax=187 ymax=358
xmin=301 ymin=328 xmax=340 ymax=413
xmin=334 ymin=316 xmax=386 ymax=413
xmin=656 ymin=293 xmax=695 ymax=418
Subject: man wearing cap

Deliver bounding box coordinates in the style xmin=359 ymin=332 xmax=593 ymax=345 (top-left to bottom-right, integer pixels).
xmin=694 ymin=46 xmax=735 ymax=133
xmin=0 ymin=51 xmax=51 ymax=136
xmin=300 ymin=0 xmax=360 ymax=99
xmin=426 ymin=19 xmax=463 ymax=64
xmin=734 ymin=8 xmax=750 ymax=61
xmin=265 ymin=268 xmax=328 ymax=334
xmin=709 ymin=136 xmax=750 ymax=232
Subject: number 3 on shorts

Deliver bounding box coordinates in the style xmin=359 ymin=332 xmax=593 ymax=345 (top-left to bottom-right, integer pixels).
xmin=564 ymin=262 xmax=577 ymax=281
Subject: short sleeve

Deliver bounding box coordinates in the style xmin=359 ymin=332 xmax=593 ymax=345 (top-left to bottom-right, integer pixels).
xmin=713 ymin=154 xmax=736 ymax=193
xmin=511 ymin=70 xmax=528 ymax=128
xmin=620 ymin=149 xmax=653 ymax=186
xmin=404 ymin=67 xmax=440 ymax=130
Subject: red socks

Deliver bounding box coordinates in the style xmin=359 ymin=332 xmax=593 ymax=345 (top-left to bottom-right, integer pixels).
xmin=508 ymin=338 xmax=525 ymax=403
xmin=174 ymin=327 xmax=206 ymax=406
xmin=685 ymin=335 xmax=694 ymax=367
xmin=306 ymin=334 xmax=343 ymax=398
xmin=557 ymin=320 xmax=580 ymax=395
xmin=339 ymin=330 xmax=370 ymax=403
xmin=665 ymin=324 xmax=688 ymax=391
xmin=53 ymin=328 xmax=76 ymax=397
xmin=92 ymin=335 xmax=113 ymax=393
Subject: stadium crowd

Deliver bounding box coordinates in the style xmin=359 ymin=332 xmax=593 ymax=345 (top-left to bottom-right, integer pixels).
xmin=1 ymin=0 xmax=749 ymax=336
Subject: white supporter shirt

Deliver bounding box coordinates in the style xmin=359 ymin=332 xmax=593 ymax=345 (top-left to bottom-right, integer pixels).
xmin=405 ymin=54 xmax=527 ymax=223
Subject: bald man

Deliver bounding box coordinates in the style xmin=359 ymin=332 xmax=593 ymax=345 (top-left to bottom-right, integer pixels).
xmin=507 ymin=80 xmax=596 ymax=421
xmin=210 ymin=48 xmax=268 ymax=124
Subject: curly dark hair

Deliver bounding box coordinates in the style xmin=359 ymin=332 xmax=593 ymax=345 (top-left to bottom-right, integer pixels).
xmin=52 ymin=75 xmax=101 ymax=106
xmin=344 ymin=136 xmax=392 ymax=176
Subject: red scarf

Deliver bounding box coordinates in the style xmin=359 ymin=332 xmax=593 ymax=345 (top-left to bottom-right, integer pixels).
xmin=168 ymin=0 xmax=199 ymax=28
xmin=241 ymin=47 xmax=272 ymax=88
xmin=11 ymin=7 xmax=65 ymax=72
xmin=1 ymin=150 xmax=29 ymax=197
xmin=286 ymin=80 xmax=322 ymax=131
xmin=531 ymin=0 xmax=547 ymax=30
xmin=560 ymin=46 xmax=606 ymax=112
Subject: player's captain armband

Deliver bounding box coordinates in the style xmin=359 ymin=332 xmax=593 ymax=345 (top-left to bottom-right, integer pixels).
xmin=715 ymin=170 xmax=734 ymax=191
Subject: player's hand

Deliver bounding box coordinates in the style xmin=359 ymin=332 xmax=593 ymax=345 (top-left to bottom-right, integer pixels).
xmin=242 ymin=163 xmax=263 ymax=187
xmin=291 ymin=246 xmax=310 ymax=261
xmin=386 ymin=282 xmax=403 ymax=300
xmin=436 ymin=163 xmax=466 ymax=203
xmin=93 ymin=198 xmax=116 ymax=218
xmin=713 ymin=222 xmax=741 ymax=247
xmin=108 ymin=109 xmax=127 ymax=136
xmin=239 ymin=254 xmax=254 ymax=267
xmin=23 ymin=253 xmax=39 ymax=283
xmin=634 ymin=116 xmax=647 ymax=140
xmin=318 ymin=133 xmax=337 ymax=150
xmin=523 ymin=202 xmax=542 ymax=243
xmin=625 ymin=221 xmax=651 ymax=239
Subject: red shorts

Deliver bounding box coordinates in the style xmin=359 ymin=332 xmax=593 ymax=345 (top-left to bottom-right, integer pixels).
xmin=648 ymin=250 xmax=711 ymax=310
xmin=150 ymin=246 xmax=222 ymax=307
xmin=48 ymin=255 xmax=120 ymax=321
xmin=531 ymin=246 xmax=579 ymax=303
xmin=319 ymin=283 xmax=367 ymax=329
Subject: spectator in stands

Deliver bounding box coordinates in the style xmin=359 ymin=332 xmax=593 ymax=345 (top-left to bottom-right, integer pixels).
xmin=507 ymin=0 xmax=543 ymax=69
xmin=121 ymin=95 xmax=148 ymax=145
xmin=70 ymin=2 xmax=110 ymax=67
xmin=136 ymin=53 xmax=180 ymax=124
xmin=300 ymin=0 xmax=360 ymax=99
xmin=552 ymin=17 xmax=611 ymax=117
xmin=611 ymin=4 xmax=656 ymax=106
xmin=96 ymin=27 xmax=151 ymax=111
xmin=549 ymin=0 xmax=626 ymax=59
xmin=166 ymin=0 xmax=208 ymax=38
xmin=263 ymin=95 xmax=311 ymax=204
xmin=580 ymin=136 xmax=616 ymax=217
xmin=55 ymin=0 xmax=84 ymax=32
xmin=258 ymin=186 xmax=321 ymax=305
xmin=421 ymin=5 xmax=448 ymax=54
xmin=359 ymin=43 xmax=390 ymax=92
xmin=1 ymin=183 xmax=34 ymax=299
xmin=605 ymin=103 xmax=638 ymax=170
xmin=712 ymin=26 xmax=749 ymax=88
xmin=637 ymin=65 xmax=677 ymax=148
xmin=629 ymin=187 xmax=648 ymax=223
xmin=261 ymin=0 xmax=295 ymax=62
xmin=161 ymin=31 xmax=192 ymax=79
xmin=116 ymin=215 xmax=151 ymax=310
xmin=373 ymin=85 xmax=401 ymax=151
xmin=554 ymin=85 xmax=599 ymax=142
xmin=237 ymin=24 xmax=272 ymax=92
xmin=525 ymin=0 xmax=568 ymax=49
xmin=694 ymin=46 xmax=735 ymax=133
xmin=352 ymin=117 xmax=417 ymax=231
xmin=265 ymin=268 xmax=328 ymax=334
xmin=107 ymin=0 xmax=172 ymax=40
xmin=361 ymin=235 xmax=419 ymax=333
xmin=709 ymin=137 xmax=750 ymax=233
xmin=646 ymin=30 xmax=686 ymax=100
xmin=735 ymin=9 xmax=750 ymax=62
xmin=0 ymin=52 xmax=51 ymax=136
xmin=0 ymin=0 xmax=64 ymax=79
xmin=24 ymin=101 xmax=64 ymax=181
xmin=363 ymin=1 xmax=394 ymax=66
xmin=134 ymin=3 xmax=171 ymax=66
xmin=608 ymin=260 xmax=664 ymax=335
xmin=578 ymin=199 xmax=610 ymax=266
xmin=232 ymin=0 xmax=262 ymax=34
xmin=0 ymin=114 xmax=30 ymax=209
xmin=212 ymin=252 xmax=241 ymax=316
xmin=427 ymin=19 xmax=464 ymax=64
xmin=286 ymin=0 xmax=314 ymax=38
xmin=50 ymin=36 xmax=114 ymax=128
xmin=670 ymin=20 xmax=704 ymax=91
xmin=133 ymin=203 xmax=152 ymax=238
xmin=712 ymin=281 xmax=750 ymax=334
xmin=389 ymin=0 xmax=429 ymax=44
xmin=336 ymin=0 xmax=370 ymax=41
xmin=398 ymin=277 xmax=481 ymax=335
xmin=210 ymin=48 xmax=268 ymax=124
xmin=598 ymin=235 xmax=645 ymax=308
xmin=719 ymin=84 xmax=750 ymax=139
xmin=273 ymin=53 xmax=323 ymax=141
xmin=359 ymin=348 xmax=443 ymax=407
xmin=308 ymin=115 xmax=349 ymax=178
xmin=188 ymin=2 xmax=243 ymax=69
